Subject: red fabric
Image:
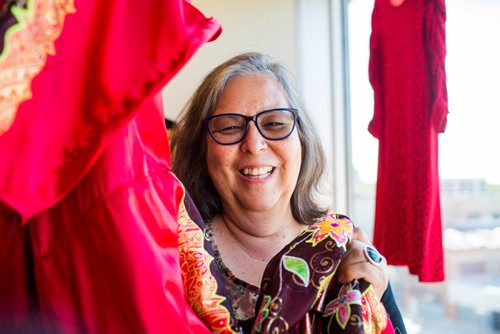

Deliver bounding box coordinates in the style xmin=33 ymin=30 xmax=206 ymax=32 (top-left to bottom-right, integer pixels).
xmin=1 ymin=100 xmax=213 ymax=333
xmin=369 ymin=0 xmax=447 ymax=282
xmin=0 ymin=0 xmax=221 ymax=332
xmin=383 ymin=319 xmax=396 ymax=334
xmin=0 ymin=0 xmax=220 ymax=221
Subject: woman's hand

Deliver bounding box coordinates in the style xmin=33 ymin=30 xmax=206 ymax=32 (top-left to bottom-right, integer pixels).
xmin=337 ymin=226 xmax=388 ymax=300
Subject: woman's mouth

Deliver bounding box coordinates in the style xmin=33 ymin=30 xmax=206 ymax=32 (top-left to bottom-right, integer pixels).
xmin=239 ymin=166 xmax=274 ymax=179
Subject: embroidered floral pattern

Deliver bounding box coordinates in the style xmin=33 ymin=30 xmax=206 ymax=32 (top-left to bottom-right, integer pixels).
xmin=324 ymin=283 xmax=362 ymax=329
xmin=201 ymin=212 xmax=390 ymax=333
xmin=0 ymin=0 xmax=75 ymax=135
xmin=254 ymin=294 xmax=272 ymax=332
xmin=206 ymin=222 xmax=261 ymax=322
xmin=282 ymin=255 xmax=310 ymax=287
xmin=177 ymin=199 xmax=234 ymax=334
xmin=306 ymin=213 xmax=352 ymax=247
xmin=360 ymin=286 xmax=389 ymax=334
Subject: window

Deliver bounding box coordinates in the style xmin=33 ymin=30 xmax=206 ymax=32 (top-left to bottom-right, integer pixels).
xmin=348 ymin=0 xmax=500 ymax=332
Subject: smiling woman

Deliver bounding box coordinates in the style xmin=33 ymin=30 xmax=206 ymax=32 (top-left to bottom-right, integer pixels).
xmin=171 ymin=53 xmax=325 ymax=225
xmin=205 ymin=74 xmax=302 ymax=234
xmin=171 ymin=52 xmax=404 ymax=333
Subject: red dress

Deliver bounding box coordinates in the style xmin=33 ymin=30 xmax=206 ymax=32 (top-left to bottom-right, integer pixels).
xmin=369 ymin=0 xmax=448 ymax=282
xmin=0 ymin=0 xmax=221 ymax=331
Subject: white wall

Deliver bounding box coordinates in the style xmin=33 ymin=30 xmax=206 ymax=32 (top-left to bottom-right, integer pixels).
xmin=162 ymin=0 xmax=298 ymax=120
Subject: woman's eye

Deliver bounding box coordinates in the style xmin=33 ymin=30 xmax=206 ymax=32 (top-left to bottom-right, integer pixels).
xmin=214 ymin=125 xmax=244 ymax=133
xmin=262 ymin=121 xmax=285 ymax=128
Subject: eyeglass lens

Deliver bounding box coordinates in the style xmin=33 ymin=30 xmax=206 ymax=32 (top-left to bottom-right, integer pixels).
xmin=208 ymin=109 xmax=296 ymax=145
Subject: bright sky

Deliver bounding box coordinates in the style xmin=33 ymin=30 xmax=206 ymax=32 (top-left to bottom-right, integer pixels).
xmin=349 ymin=0 xmax=500 ymax=185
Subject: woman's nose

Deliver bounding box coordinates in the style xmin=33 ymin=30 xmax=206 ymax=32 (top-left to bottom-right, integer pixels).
xmin=240 ymin=121 xmax=267 ymax=153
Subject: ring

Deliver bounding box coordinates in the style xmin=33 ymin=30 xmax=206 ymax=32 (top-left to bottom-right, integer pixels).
xmin=363 ymin=246 xmax=384 ymax=266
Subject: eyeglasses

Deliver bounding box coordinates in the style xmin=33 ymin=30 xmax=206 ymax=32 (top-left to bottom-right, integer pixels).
xmin=204 ymin=108 xmax=299 ymax=145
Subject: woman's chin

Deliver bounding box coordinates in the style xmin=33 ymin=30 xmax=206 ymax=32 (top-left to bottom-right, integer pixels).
xmin=238 ymin=197 xmax=284 ymax=214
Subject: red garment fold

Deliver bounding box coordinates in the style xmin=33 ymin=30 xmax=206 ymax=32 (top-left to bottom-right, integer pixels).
xmin=0 ymin=0 xmax=221 ymax=222
xmin=0 ymin=0 xmax=221 ymax=331
xmin=1 ymin=99 xmax=211 ymax=332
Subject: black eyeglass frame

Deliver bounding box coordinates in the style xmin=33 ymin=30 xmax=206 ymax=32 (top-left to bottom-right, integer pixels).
xmin=203 ymin=108 xmax=299 ymax=145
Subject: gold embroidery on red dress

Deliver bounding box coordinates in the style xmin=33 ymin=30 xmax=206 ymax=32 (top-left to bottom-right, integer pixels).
xmin=0 ymin=0 xmax=75 ymax=135
xmin=361 ymin=287 xmax=389 ymax=333
xmin=177 ymin=192 xmax=235 ymax=333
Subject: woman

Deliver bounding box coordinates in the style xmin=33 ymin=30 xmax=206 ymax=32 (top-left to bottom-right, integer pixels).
xmin=172 ymin=52 xmax=405 ymax=333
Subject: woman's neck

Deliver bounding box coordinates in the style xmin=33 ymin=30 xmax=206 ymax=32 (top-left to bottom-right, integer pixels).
xmin=222 ymin=199 xmax=302 ymax=235
xmin=210 ymin=208 xmax=306 ymax=286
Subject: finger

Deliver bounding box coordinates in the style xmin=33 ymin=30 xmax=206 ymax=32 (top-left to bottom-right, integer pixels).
xmin=337 ymin=261 xmax=384 ymax=284
xmin=337 ymin=256 xmax=386 ymax=283
xmin=342 ymin=239 xmax=371 ymax=265
xmin=337 ymin=262 xmax=388 ymax=299
xmin=339 ymin=240 xmax=389 ymax=299
xmin=352 ymin=226 xmax=372 ymax=244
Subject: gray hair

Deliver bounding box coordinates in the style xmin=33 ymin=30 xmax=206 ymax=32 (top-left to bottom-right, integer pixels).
xmin=171 ymin=52 xmax=328 ymax=224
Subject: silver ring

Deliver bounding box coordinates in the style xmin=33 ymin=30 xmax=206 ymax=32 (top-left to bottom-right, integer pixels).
xmin=363 ymin=246 xmax=384 ymax=266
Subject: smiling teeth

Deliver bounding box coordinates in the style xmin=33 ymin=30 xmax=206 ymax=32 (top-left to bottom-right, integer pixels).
xmin=241 ymin=166 xmax=273 ymax=177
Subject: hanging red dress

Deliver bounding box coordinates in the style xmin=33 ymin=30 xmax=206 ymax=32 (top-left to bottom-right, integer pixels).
xmin=0 ymin=0 xmax=222 ymax=332
xmin=369 ymin=0 xmax=448 ymax=282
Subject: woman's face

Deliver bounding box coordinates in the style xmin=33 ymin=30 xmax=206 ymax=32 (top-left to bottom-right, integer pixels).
xmin=206 ymin=74 xmax=302 ymax=215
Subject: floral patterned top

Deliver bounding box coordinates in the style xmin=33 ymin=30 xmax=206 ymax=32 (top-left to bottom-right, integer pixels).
xmin=205 ymin=222 xmax=260 ymax=321
xmin=203 ymin=213 xmax=394 ymax=333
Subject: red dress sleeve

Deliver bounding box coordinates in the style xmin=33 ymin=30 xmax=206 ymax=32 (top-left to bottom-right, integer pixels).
xmin=0 ymin=0 xmax=220 ymax=221
xmin=0 ymin=0 xmax=222 ymax=332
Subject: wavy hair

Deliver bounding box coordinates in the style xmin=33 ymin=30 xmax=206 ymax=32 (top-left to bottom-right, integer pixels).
xmin=171 ymin=52 xmax=328 ymax=224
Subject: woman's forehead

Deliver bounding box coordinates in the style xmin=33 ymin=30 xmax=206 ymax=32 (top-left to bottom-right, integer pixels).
xmin=214 ymin=74 xmax=288 ymax=115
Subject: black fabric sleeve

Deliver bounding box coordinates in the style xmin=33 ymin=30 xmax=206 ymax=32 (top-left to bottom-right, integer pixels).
xmin=381 ymin=282 xmax=407 ymax=334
